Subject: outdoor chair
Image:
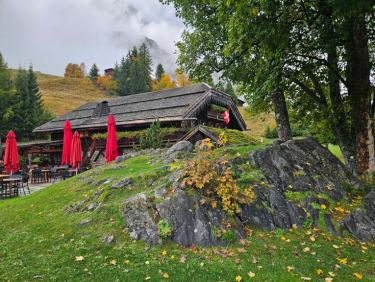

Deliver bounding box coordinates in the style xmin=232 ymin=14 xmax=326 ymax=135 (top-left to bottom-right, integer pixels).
xmin=60 ymin=169 xmax=71 ymax=180
xmin=19 ymin=174 xmax=30 ymax=196
xmin=32 ymin=169 xmax=43 ymax=184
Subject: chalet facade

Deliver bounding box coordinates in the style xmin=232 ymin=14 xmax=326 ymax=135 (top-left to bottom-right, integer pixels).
xmin=32 ymin=83 xmax=246 ymax=165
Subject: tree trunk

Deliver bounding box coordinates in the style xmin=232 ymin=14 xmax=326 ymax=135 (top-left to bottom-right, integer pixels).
xmin=327 ymin=47 xmax=355 ymax=163
xmin=272 ymin=89 xmax=293 ymax=141
xmin=345 ymin=14 xmax=375 ymax=174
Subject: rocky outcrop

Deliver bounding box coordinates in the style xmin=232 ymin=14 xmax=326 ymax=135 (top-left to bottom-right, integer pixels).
xmin=122 ymin=194 xmax=160 ymax=244
xmin=239 ymin=185 xmax=306 ymax=230
xmin=340 ymin=210 xmax=375 ymax=241
xmin=120 ymin=137 xmax=374 ymax=245
xmin=249 ymin=137 xmax=360 ymax=200
xmin=122 ymin=189 xmax=244 ymax=247
xmin=111 ymin=177 xmax=133 ymax=189
xmin=163 ymin=141 xmax=193 ymax=164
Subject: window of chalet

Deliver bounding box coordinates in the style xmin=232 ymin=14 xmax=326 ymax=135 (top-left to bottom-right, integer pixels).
xmin=92 ymin=101 xmax=110 ymax=118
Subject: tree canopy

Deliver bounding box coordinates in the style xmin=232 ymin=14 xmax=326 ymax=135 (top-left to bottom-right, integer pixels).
xmin=164 ymin=0 xmax=375 ymax=174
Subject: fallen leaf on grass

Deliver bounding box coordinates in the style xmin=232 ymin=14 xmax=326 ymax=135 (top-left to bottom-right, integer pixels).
xmin=110 ymin=259 xmax=117 ymax=265
xmin=316 ymin=269 xmax=324 ymax=276
xmin=328 ymin=272 xmax=335 ymax=277
xmin=145 ymin=277 xmax=151 ymax=280
xmin=309 ymin=236 xmax=316 ymax=242
xmin=75 ymin=256 xmax=84 ymax=261
xmin=353 ymin=273 xmax=363 ymax=280
xmin=303 ymin=247 xmax=310 ymax=252
xmin=332 ymin=244 xmax=339 ymax=249
xmin=247 ymin=272 xmax=255 ymax=278
xmin=161 ymin=250 xmax=168 ymax=256
xmin=325 ymin=278 xmax=333 ymax=282
xmin=287 ymin=266 xmax=295 ymax=272
xmin=336 ymin=257 xmax=348 ymax=265
xmin=301 ymin=277 xmax=312 ymax=281
xmin=180 ymin=256 xmax=186 ymax=263
xmin=162 ymin=272 xmax=169 ymax=279
xmin=235 ymin=275 xmax=242 ymax=281
xmin=237 ymin=248 xmax=246 ymax=254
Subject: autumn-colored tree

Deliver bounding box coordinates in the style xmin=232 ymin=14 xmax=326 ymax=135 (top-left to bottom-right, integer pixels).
xmin=175 ymin=70 xmax=192 ymax=87
xmin=155 ymin=64 xmax=165 ymax=81
xmin=96 ymin=75 xmax=117 ymax=93
xmin=64 ymin=63 xmax=85 ymax=78
xmin=152 ymin=73 xmax=176 ymax=91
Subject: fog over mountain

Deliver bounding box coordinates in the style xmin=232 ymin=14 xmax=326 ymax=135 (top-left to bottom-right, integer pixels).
xmin=0 ymin=0 xmax=184 ymax=76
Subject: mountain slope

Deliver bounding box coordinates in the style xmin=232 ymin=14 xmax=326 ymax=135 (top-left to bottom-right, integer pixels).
xmin=10 ymin=70 xmax=111 ymax=116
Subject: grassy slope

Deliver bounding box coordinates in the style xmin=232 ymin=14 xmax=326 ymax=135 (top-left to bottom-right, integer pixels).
xmin=0 ymin=147 xmax=373 ymax=281
xmin=10 ymin=70 xmax=111 ymax=116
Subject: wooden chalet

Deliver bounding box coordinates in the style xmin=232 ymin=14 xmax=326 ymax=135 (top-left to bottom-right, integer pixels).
xmin=31 ymin=83 xmax=246 ymax=166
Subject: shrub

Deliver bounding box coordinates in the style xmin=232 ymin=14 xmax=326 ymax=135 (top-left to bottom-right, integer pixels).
xmin=158 ymin=219 xmax=173 ymax=239
xmin=181 ymin=139 xmax=256 ymax=215
xmin=264 ymin=126 xmax=278 ymax=139
xmin=139 ymin=120 xmax=162 ymax=149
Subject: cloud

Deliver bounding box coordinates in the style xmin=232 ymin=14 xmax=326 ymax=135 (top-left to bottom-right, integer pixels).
xmin=0 ymin=0 xmax=184 ymax=75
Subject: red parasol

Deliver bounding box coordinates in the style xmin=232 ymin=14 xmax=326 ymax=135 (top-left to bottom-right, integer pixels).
xmin=70 ymin=131 xmax=82 ymax=169
xmin=61 ymin=120 xmax=72 ymax=165
xmin=3 ymin=130 xmax=19 ymax=174
xmin=105 ymin=115 xmax=118 ymax=163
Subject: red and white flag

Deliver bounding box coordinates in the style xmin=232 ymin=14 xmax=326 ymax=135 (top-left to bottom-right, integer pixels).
xmin=221 ymin=109 xmax=230 ymax=125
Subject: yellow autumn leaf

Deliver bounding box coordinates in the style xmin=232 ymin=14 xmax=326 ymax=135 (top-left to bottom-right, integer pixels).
xmin=75 ymin=256 xmax=84 ymax=261
xmin=328 ymin=271 xmax=335 ymax=277
xmin=316 ymin=269 xmax=324 ymax=276
xmin=336 ymin=257 xmax=348 ymax=265
xmin=310 ymin=236 xmax=316 ymax=242
xmin=162 ymin=250 xmax=168 ymax=256
xmin=332 ymin=244 xmax=339 ymax=249
xmin=325 ymin=278 xmax=333 ymax=282
xmin=235 ymin=275 xmax=242 ymax=282
xmin=301 ymin=277 xmax=312 ymax=281
xmin=353 ymin=273 xmax=363 ymax=280
xmin=303 ymin=247 xmax=310 ymax=252
xmin=287 ymin=266 xmax=295 ymax=272
xmin=145 ymin=277 xmax=151 ymax=280
xmin=248 ymin=271 xmax=256 ymax=278
xmin=124 ymin=259 xmax=130 ymax=264
xmin=320 ymin=204 xmax=327 ymax=209
xmin=163 ymin=272 xmax=169 ymax=278
xmin=110 ymin=259 xmax=117 ymax=265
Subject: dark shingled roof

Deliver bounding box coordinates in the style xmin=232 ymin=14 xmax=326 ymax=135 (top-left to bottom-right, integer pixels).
xmin=34 ymin=83 xmax=246 ymax=133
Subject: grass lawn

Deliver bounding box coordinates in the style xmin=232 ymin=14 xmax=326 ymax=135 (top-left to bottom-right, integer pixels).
xmin=0 ymin=151 xmax=374 ymax=281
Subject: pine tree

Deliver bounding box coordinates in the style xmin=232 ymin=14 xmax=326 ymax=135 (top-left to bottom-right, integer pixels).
xmin=156 ymin=64 xmax=165 ymax=81
xmin=0 ymin=53 xmax=15 ymax=134
xmin=138 ymin=43 xmax=152 ymax=92
xmin=89 ymin=64 xmax=99 ymax=82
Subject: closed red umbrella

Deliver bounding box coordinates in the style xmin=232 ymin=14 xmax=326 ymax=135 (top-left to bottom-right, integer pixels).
xmin=70 ymin=131 xmax=82 ymax=170
xmin=3 ymin=130 xmax=19 ymax=174
xmin=105 ymin=115 xmax=118 ymax=163
xmin=61 ymin=120 xmax=72 ymax=165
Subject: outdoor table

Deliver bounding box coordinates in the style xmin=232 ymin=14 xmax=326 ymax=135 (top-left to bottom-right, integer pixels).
xmin=68 ymin=169 xmax=78 ymax=176
xmin=41 ymin=169 xmax=51 ymax=183
xmin=2 ymin=178 xmax=21 ymax=197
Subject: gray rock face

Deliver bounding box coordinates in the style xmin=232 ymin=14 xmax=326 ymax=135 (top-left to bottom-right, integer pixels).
xmin=239 ymin=185 xmax=306 ymax=231
xmin=340 ymin=210 xmax=375 ymax=241
xmin=102 ymin=235 xmax=115 ymax=244
xmin=111 ymin=177 xmax=133 ymax=189
xmin=249 ymin=137 xmax=360 ymax=200
xmin=163 ymin=141 xmax=193 ymax=164
xmin=79 ymin=218 xmax=92 ymax=226
xmin=122 ymin=194 xmax=160 ymax=244
xmin=364 ymin=190 xmax=375 ymax=221
xmin=121 ymin=189 xmax=244 ymax=247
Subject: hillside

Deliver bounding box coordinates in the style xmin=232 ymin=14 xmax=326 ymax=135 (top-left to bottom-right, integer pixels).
xmin=0 ymin=140 xmax=373 ymax=281
xmin=10 ymin=70 xmax=111 ymax=116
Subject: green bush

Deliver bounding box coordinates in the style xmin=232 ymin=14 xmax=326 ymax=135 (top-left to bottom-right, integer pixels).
xmin=140 ymin=120 xmax=162 ymax=149
xmin=158 ymin=219 xmax=173 ymax=239
xmin=264 ymin=126 xmax=278 ymax=138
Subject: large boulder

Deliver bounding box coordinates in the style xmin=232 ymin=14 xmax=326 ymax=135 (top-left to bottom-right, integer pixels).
xmin=163 ymin=141 xmax=193 ymax=164
xmin=121 ymin=189 xmax=244 ymax=247
xmin=249 ymin=137 xmax=360 ymax=200
xmin=239 ymin=185 xmax=306 ymax=231
xmin=364 ymin=190 xmax=375 ymax=221
xmin=122 ymin=194 xmax=160 ymax=244
xmin=340 ymin=210 xmax=375 ymax=241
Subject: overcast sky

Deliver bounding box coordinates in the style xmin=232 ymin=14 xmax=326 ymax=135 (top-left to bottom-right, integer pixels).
xmin=0 ymin=0 xmax=184 ymax=76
